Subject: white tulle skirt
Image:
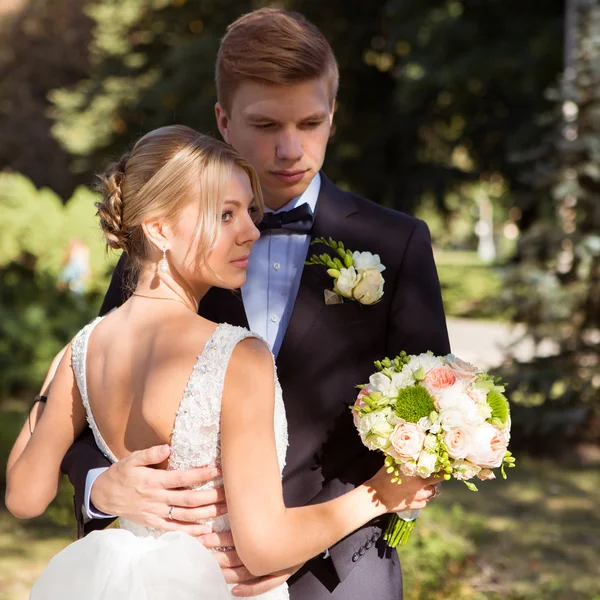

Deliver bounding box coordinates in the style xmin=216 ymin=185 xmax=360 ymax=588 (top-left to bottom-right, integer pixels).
xmin=30 ymin=529 xmax=232 ymax=600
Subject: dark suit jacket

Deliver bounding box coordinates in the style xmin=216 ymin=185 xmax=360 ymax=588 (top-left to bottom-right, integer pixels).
xmin=61 ymin=173 xmax=450 ymax=599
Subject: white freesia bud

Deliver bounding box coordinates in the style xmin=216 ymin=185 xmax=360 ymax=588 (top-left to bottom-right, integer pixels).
xmin=352 ymin=251 xmax=386 ymax=273
xmin=334 ymin=267 xmax=360 ymax=298
xmin=352 ymin=268 xmax=384 ymax=305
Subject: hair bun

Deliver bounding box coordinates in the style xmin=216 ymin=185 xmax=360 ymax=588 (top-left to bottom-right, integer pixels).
xmin=96 ymin=154 xmax=129 ymax=251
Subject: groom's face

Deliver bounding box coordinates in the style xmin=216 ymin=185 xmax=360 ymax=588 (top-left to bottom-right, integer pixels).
xmin=215 ymin=77 xmax=334 ymax=211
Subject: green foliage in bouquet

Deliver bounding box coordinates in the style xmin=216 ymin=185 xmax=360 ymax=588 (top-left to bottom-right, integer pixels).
xmin=487 ymin=390 xmax=510 ymax=427
xmin=394 ymin=387 xmax=436 ymax=423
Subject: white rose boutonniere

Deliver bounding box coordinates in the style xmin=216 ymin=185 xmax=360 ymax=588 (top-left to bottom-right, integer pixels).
xmin=306 ymin=237 xmax=386 ymax=305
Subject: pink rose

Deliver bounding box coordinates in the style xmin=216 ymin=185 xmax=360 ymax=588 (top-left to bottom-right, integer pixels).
xmin=477 ymin=468 xmax=496 ymax=481
xmin=465 ymin=424 xmax=507 ymax=468
xmin=390 ymin=421 xmax=426 ymax=459
xmin=445 ymin=355 xmax=480 ymax=384
xmin=424 ymin=367 xmax=458 ymax=390
xmin=444 ymin=426 xmax=473 ymax=460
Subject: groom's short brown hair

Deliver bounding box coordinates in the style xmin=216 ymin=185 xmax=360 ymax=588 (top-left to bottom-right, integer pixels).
xmin=216 ymin=8 xmax=339 ymax=112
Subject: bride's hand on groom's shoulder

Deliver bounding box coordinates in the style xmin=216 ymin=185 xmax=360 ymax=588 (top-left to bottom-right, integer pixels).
xmin=199 ymin=530 xmax=300 ymax=597
xmin=91 ymin=444 xmax=225 ymax=536
xmin=368 ymin=466 xmax=443 ymax=513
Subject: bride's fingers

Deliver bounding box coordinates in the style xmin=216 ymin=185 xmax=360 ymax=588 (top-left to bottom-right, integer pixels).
xmin=221 ymin=566 xmax=256 ymax=585
xmin=212 ymin=549 xmax=244 ymax=568
xmin=166 ymin=502 xmax=227 ymax=523
xmin=197 ymin=530 xmax=235 ymax=549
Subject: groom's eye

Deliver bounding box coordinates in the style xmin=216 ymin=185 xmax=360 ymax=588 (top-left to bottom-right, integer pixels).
xmin=253 ymin=123 xmax=275 ymax=130
xmin=302 ymin=121 xmax=323 ymax=129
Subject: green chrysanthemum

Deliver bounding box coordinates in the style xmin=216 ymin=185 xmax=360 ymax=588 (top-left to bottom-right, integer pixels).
xmin=487 ymin=390 xmax=509 ymax=426
xmin=394 ymin=386 xmax=436 ymax=423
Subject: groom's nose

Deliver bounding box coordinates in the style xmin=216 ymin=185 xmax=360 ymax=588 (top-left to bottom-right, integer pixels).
xmin=276 ymin=129 xmax=304 ymax=162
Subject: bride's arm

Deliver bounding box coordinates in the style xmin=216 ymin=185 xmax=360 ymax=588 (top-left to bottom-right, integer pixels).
xmin=221 ymin=338 xmax=438 ymax=577
xmin=5 ymin=343 xmax=87 ymax=519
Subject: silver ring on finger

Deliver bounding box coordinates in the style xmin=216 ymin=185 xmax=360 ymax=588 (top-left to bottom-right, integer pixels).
xmin=168 ymin=505 xmax=174 ymax=520
xmin=432 ymin=484 xmax=441 ymax=499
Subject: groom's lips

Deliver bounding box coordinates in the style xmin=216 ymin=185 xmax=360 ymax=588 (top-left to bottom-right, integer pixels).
xmin=230 ymin=254 xmax=250 ymax=269
xmin=271 ymin=169 xmax=307 ymax=184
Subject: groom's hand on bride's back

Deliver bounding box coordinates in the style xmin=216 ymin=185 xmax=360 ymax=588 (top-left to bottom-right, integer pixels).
xmin=91 ymin=444 xmax=225 ymax=536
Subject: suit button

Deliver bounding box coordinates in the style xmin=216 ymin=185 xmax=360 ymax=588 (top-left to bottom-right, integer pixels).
xmin=359 ymin=547 xmax=366 ymax=556
xmin=365 ymin=541 xmax=373 ymax=549
xmin=352 ymin=553 xmax=359 ymax=562
xmin=371 ymin=533 xmax=379 ymax=542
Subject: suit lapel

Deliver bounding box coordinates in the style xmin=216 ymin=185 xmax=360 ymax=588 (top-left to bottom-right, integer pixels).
xmin=276 ymin=174 xmax=358 ymax=375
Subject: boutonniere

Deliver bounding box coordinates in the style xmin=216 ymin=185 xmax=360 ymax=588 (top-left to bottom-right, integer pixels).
xmin=305 ymin=237 xmax=386 ymax=305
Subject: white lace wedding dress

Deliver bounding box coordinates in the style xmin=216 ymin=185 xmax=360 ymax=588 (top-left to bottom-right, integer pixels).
xmin=31 ymin=318 xmax=289 ymax=600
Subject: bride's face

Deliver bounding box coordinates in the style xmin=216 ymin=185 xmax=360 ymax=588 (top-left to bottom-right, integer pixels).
xmin=170 ymin=166 xmax=260 ymax=293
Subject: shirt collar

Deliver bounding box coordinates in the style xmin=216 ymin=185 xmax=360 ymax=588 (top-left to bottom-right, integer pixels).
xmin=265 ymin=172 xmax=321 ymax=215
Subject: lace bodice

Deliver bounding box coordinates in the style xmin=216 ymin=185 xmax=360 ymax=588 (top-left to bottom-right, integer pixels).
xmin=71 ymin=317 xmax=288 ymax=539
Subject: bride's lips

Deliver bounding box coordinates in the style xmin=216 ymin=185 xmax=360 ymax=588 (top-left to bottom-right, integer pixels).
xmin=271 ymin=169 xmax=307 ymax=184
xmin=230 ymin=254 xmax=250 ymax=269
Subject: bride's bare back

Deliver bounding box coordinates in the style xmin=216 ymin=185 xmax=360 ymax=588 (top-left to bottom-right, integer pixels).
xmin=85 ymin=300 xmax=218 ymax=464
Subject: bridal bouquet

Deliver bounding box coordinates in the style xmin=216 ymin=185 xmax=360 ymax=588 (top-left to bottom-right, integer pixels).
xmin=352 ymin=352 xmax=515 ymax=547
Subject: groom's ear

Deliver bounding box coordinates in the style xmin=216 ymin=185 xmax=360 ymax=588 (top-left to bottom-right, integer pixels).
xmin=215 ymin=102 xmax=230 ymax=144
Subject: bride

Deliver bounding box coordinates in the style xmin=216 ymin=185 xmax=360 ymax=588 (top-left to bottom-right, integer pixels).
xmin=5 ymin=125 xmax=439 ymax=599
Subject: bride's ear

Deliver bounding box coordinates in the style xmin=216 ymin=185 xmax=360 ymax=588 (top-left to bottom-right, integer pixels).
xmin=142 ymin=219 xmax=171 ymax=255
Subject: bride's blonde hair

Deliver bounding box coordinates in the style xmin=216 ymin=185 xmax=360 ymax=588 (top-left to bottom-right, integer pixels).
xmin=95 ymin=125 xmax=262 ymax=285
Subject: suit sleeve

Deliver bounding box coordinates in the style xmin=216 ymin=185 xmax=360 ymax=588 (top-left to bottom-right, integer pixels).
xmin=61 ymin=254 xmax=129 ymax=536
xmin=305 ymin=219 xmax=450 ymax=584
xmin=386 ymin=219 xmax=450 ymax=357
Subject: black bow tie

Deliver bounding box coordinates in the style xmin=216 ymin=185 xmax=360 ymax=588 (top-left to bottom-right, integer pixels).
xmin=257 ymin=203 xmax=314 ymax=234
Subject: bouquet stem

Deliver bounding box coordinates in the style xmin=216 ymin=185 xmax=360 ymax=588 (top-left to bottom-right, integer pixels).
xmin=383 ymin=512 xmax=418 ymax=548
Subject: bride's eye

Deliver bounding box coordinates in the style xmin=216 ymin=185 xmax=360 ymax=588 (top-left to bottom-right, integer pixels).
xmin=221 ymin=211 xmax=233 ymax=223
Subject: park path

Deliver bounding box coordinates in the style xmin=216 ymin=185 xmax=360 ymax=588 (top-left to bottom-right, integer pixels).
xmin=446 ymin=317 xmax=557 ymax=369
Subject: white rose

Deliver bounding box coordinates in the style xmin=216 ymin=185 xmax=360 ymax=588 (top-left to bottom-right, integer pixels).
xmin=369 ymin=372 xmax=396 ymax=397
xmin=390 ymin=421 xmax=426 ymax=459
xmin=354 ymin=408 xmax=394 ymax=450
xmin=352 ymin=251 xmax=386 ymax=273
xmin=352 ymin=269 xmax=384 ymax=305
xmin=439 ymin=392 xmax=482 ymax=427
xmin=451 ymin=459 xmax=481 ymax=481
xmin=416 ymin=450 xmax=438 ymax=478
xmin=389 ymin=370 xmax=415 ymax=393
xmin=465 ymin=423 xmax=507 ymax=468
xmin=443 ymin=426 xmax=475 ymax=459
xmin=405 ymin=353 xmax=444 ymax=376
xmin=334 ymin=267 xmax=360 ymax=298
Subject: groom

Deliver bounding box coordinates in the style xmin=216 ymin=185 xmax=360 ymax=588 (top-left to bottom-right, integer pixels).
xmin=60 ymin=8 xmax=450 ymax=599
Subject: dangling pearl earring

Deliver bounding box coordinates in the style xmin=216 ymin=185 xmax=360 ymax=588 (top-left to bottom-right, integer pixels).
xmin=159 ymin=246 xmax=169 ymax=273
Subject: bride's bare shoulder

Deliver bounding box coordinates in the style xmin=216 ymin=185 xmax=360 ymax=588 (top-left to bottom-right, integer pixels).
xmin=226 ymin=335 xmax=274 ymax=386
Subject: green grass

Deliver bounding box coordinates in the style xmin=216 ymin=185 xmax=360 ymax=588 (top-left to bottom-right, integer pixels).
xmin=435 ymin=250 xmax=513 ymax=321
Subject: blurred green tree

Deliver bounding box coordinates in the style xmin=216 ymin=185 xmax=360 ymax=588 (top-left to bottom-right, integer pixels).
xmin=47 ymin=0 xmax=563 ymax=214
xmin=504 ymin=0 xmax=600 ymax=447
xmin=0 ymin=0 xmax=93 ymax=197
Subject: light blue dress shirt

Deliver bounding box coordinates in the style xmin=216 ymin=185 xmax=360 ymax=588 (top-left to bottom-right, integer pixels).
xmin=242 ymin=172 xmax=320 ymax=357
xmin=83 ymin=174 xmax=322 ymax=520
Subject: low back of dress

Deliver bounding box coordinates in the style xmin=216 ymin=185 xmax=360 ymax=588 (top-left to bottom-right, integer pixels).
xmin=71 ymin=317 xmax=288 ymax=539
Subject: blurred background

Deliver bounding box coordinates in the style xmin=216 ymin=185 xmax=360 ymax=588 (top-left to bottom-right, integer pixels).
xmin=0 ymin=0 xmax=599 ymax=598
